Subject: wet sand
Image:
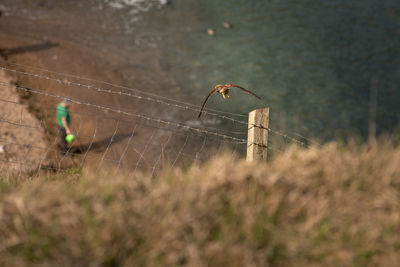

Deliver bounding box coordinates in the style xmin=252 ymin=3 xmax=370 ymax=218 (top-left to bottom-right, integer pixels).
xmin=0 ymin=24 xmax=225 ymax=173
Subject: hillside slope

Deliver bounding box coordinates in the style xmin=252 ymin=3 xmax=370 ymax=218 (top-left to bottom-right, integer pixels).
xmin=0 ymin=142 xmax=400 ymax=266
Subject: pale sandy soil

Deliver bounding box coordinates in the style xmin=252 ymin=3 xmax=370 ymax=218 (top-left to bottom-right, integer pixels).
xmin=0 ymin=70 xmax=48 ymax=173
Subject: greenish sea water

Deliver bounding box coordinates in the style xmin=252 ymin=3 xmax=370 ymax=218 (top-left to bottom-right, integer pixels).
xmin=153 ymin=0 xmax=400 ymax=141
xmin=1 ymin=0 xmax=400 ymax=143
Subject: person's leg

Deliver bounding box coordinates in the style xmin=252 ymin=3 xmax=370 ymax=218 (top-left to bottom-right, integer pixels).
xmin=59 ymin=126 xmax=67 ymax=154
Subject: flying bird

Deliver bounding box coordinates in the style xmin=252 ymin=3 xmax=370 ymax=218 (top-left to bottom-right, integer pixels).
xmin=198 ymin=84 xmax=261 ymax=118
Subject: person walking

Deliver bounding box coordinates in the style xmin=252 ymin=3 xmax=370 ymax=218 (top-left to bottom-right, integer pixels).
xmin=57 ymin=98 xmax=72 ymax=155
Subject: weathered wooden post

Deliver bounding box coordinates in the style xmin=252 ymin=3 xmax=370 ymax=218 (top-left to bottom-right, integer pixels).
xmin=246 ymin=108 xmax=269 ymax=162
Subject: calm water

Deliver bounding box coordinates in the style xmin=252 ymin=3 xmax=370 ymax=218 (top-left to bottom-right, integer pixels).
xmin=2 ymin=0 xmax=400 ymax=142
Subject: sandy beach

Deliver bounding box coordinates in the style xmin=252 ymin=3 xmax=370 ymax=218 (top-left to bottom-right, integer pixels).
xmin=0 ymin=30 xmax=166 ymax=171
xmin=0 ymin=22 xmax=225 ymax=173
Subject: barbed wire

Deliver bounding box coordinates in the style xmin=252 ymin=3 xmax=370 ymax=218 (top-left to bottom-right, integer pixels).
xmin=0 ymin=98 xmax=249 ymax=175
xmin=1 ymin=62 xmax=248 ymax=118
xmin=0 ymin=81 xmax=249 ymax=144
xmin=195 ymin=135 xmax=207 ymax=161
xmin=0 ymin=106 xmax=288 ymax=176
xmin=0 ymin=90 xmax=313 ymax=160
xmin=4 ymin=58 xmax=399 ymax=121
xmin=172 ymin=135 xmax=189 ymax=168
xmin=117 ymin=123 xmax=137 ymax=170
xmin=0 ymin=69 xmax=321 ymax=175
xmin=151 ymin=132 xmax=172 ymax=176
xmin=81 ymin=119 xmax=97 ymax=167
xmin=98 ymin=120 xmax=120 ymax=171
xmin=246 ymin=140 xmax=282 ymax=154
xmin=0 ymin=96 xmax=246 ymax=137
xmin=0 ymin=64 xmax=317 ymax=145
xmin=0 ymin=108 xmax=276 ymax=165
xmin=0 ymin=66 xmax=249 ymax=124
xmin=0 ymin=83 xmax=312 ymax=168
xmin=0 ymin=110 xmax=248 ymax=168
xmin=0 ymin=113 xmax=244 ymax=174
xmin=247 ymin=123 xmax=308 ymax=147
xmin=0 ymin=98 xmax=247 ymax=158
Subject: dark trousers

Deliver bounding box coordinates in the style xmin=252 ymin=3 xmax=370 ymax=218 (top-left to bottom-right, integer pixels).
xmin=59 ymin=126 xmax=68 ymax=154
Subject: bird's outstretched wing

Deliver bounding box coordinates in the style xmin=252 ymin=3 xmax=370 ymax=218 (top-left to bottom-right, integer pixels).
xmin=198 ymin=88 xmax=219 ymax=118
xmin=229 ymin=84 xmax=261 ymax=99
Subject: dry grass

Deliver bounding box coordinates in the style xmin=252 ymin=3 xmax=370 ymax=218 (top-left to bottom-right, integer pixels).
xmin=0 ymin=142 xmax=400 ymax=266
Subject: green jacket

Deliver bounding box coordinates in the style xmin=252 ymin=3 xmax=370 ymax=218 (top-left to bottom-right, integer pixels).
xmin=57 ymin=103 xmax=70 ymax=128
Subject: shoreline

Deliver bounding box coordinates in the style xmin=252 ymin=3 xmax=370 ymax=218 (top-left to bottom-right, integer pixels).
xmin=0 ymin=28 xmax=215 ymax=172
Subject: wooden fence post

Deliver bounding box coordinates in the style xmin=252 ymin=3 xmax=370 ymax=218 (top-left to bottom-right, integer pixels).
xmin=246 ymin=108 xmax=269 ymax=162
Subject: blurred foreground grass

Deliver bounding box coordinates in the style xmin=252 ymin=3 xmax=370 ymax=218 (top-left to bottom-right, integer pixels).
xmin=0 ymin=142 xmax=400 ymax=266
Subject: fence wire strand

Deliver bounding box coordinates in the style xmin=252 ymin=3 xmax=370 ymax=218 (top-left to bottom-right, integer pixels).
xmin=0 ymin=66 xmax=321 ymax=175
xmin=0 ymin=64 xmax=316 ymax=145
xmin=0 ymin=81 xmax=249 ymax=143
xmin=0 ymin=64 xmax=248 ymax=118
